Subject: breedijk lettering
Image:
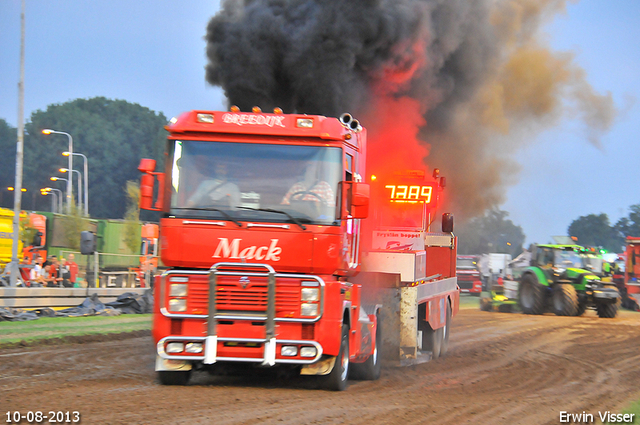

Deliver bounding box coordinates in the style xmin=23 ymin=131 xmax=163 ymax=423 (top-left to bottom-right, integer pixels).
xmin=222 ymin=113 xmax=285 ymax=128
xmin=213 ymin=238 xmax=282 ymax=261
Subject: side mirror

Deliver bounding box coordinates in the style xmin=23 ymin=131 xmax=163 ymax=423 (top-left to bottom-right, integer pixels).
xmin=351 ymin=182 xmax=370 ymax=219
xmin=138 ymin=159 xmax=165 ymax=211
xmin=340 ymin=182 xmax=369 ymax=219
xmin=32 ymin=231 xmax=43 ymax=248
xmin=442 ymin=213 xmax=454 ymax=233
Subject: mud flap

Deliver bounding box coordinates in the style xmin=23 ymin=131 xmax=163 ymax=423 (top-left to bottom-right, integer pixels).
xmin=300 ymin=356 xmax=337 ymax=376
xmin=156 ymin=356 xmax=192 ymax=371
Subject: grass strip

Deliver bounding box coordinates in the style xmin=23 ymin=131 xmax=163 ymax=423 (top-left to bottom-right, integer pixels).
xmin=0 ymin=314 xmax=152 ymax=346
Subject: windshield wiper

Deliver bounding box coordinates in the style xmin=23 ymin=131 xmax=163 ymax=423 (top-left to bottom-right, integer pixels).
xmin=236 ymin=206 xmax=307 ymax=230
xmin=172 ymin=207 xmax=242 ymax=227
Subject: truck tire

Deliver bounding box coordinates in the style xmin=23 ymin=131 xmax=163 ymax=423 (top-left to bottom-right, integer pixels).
xmin=420 ymin=321 xmax=443 ymax=360
xmin=158 ymin=370 xmax=191 ymax=386
xmin=321 ymin=325 xmax=350 ymax=391
xmin=440 ymin=302 xmax=452 ymax=357
xmin=351 ymin=314 xmax=382 ymax=381
xmin=576 ymin=301 xmax=587 ymax=316
xmin=519 ymin=273 xmax=546 ymax=315
xmin=551 ymin=284 xmax=579 ymax=316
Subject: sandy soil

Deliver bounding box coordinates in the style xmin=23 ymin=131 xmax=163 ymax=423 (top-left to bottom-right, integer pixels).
xmin=1 ymin=306 xmax=639 ymax=425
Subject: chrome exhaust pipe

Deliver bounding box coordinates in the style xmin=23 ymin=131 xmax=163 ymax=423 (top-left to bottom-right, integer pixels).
xmin=339 ymin=113 xmax=352 ymax=126
xmin=349 ymin=119 xmax=362 ymax=133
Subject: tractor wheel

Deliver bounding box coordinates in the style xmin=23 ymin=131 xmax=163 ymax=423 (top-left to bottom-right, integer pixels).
xmin=596 ymin=285 xmax=621 ymax=318
xmin=596 ymin=302 xmax=619 ymax=318
xmin=576 ymin=301 xmax=587 ymax=316
xmin=479 ymin=297 xmax=493 ymax=311
xmin=158 ymin=370 xmax=191 ymax=386
xmin=350 ymin=314 xmax=382 ymax=381
xmin=440 ymin=302 xmax=452 ymax=357
xmin=321 ymin=325 xmax=350 ymax=391
xmin=519 ymin=273 xmax=546 ymax=315
xmin=551 ymin=284 xmax=579 ymax=316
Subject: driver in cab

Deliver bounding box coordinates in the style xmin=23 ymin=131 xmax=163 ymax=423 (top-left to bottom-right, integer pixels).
xmin=281 ymin=161 xmax=335 ymax=207
xmin=186 ymin=160 xmax=241 ymax=208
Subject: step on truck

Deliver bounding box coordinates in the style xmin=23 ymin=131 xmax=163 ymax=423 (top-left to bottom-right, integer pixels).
xmin=139 ymin=108 xmax=459 ymax=390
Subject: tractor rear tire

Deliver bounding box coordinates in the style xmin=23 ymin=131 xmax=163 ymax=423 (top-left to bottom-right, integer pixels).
xmin=576 ymin=301 xmax=587 ymax=316
xmin=519 ymin=273 xmax=546 ymax=315
xmin=551 ymin=284 xmax=579 ymax=316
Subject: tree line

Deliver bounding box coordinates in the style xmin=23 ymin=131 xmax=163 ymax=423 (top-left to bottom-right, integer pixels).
xmin=0 ymin=97 xmax=166 ymax=219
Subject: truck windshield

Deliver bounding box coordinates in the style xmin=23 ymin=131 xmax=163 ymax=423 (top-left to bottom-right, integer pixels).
xmin=168 ymin=140 xmax=342 ymax=225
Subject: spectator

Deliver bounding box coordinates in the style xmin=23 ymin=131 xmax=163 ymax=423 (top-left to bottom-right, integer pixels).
xmin=29 ymin=256 xmax=46 ymax=286
xmin=48 ymin=257 xmax=64 ymax=287
xmin=64 ymin=253 xmax=79 ymax=286
xmin=42 ymin=265 xmax=57 ymax=287
xmin=58 ymin=257 xmax=73 ymax=287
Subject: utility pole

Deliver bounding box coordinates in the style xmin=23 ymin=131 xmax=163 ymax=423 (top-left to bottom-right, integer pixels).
xmin=9 ymin=0 xmax=25 ymax=287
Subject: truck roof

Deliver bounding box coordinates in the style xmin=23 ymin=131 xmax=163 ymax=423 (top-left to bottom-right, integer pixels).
xmin=166 ymin=110 xmax=359 ymax=142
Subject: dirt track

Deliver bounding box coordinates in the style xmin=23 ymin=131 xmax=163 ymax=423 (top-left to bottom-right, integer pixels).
xmin=2 ymin=305 xmax=639 ymax=425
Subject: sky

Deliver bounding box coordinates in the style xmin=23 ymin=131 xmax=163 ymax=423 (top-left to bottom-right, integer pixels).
xmin=0 ymin=0 xmax=639 ymax=247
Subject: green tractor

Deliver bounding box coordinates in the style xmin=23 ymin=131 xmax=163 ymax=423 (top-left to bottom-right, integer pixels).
xmin=481 ymin=244 xmax=620 ymax=318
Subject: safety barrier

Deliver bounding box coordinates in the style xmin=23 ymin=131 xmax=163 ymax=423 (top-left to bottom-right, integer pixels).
xmin=0 ymin=287 xmax=148 ymax=309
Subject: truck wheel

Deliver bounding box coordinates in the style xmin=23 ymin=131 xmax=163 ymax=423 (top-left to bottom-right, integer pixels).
xmin=440 ymin=302 xmax=452 ymax=357
xmin=420 ymin=321 xmax=443 ymax=360
xmin=519 ymin=273 xmax=546 ymax=315
xmin=551 ymin=284 xmax=579 ymax=316
xmin=158 ymin=370 xmax=191 ymax=386
xmin=321 ymin=325 xmax=350 ymax=391
xmin=351 ymin=314 xmax=382 ymax=381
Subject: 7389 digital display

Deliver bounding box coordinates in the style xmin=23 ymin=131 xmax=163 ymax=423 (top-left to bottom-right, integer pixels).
xmin=385 ymin=185 xmax=433 ymax=204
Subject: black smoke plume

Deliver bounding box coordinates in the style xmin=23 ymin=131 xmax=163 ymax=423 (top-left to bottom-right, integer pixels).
xmin=205 ymin=0 xmax=616 ymax=217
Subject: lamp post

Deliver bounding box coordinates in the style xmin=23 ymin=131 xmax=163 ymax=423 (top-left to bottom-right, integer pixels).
xmin=41 ymin=187 xmax=63 ymax=213
xmin=63 ymin=152 xmax=88 ymax=216
xmin=41 ymin=189 xmax=58 ymax=213
xmin=59 ymin=168 xmax=82 ymax=212
xmin=42 ymin=129 xmax=73 ymax=213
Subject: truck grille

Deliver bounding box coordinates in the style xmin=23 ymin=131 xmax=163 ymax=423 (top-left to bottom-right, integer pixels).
xmin=188 ymin=276 xmax=300 ymax=316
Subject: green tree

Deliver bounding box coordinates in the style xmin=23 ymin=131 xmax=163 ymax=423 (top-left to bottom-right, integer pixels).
xmin=614 ymin=204 xmax=640 ymax=240
xmin=567 ymin=213 xmax=622 ymax=252
xmin=457 ymin=208 xmax=525 ymax=256
xmin=0 ymin=119 xmax=17 ymax=208
xmin=23 ymin=97 xmax=167 ymax=218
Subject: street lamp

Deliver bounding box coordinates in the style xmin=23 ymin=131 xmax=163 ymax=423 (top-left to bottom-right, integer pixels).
xmin=41 ymin=188 xmax=58 ymax=213
xmin=63 ymin=151 xmax=88 ymax=216
xmin=42 ymin=129 xmax=73 ymax=213
xmin=59 ymin=168 xmax=82 ymax=212
xmin=41 ymin=187 xmax=63 ymax=212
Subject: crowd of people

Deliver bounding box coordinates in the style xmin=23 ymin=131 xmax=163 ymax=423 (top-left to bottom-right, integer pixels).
xmin=26 ymin=253 xmax=78 ymax=288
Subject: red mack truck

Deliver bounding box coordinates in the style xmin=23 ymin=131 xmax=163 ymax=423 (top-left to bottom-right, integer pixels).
xmin=138 ymin=108 xmax=459 ymax=390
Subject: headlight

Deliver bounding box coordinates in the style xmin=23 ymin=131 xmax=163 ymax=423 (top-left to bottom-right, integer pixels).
xmin=185 ymin=342 xmax=203 ymax=353
xmin=300 ymin=347 xmax=317 ymax=358
xmin=166 ymin=342 xmax=184 ymax=353
xmin=301 ymin=287 xmax=319 ymax=302
xmin=281 ymin=346 xmax=298 ymax=357
xmin=301 ymin=303 xmax=318 ymax=317
xmin=170 ymin=283 xmax=188 ymax=297
xmin=169 ymin=298 xmax=187 ymax=312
